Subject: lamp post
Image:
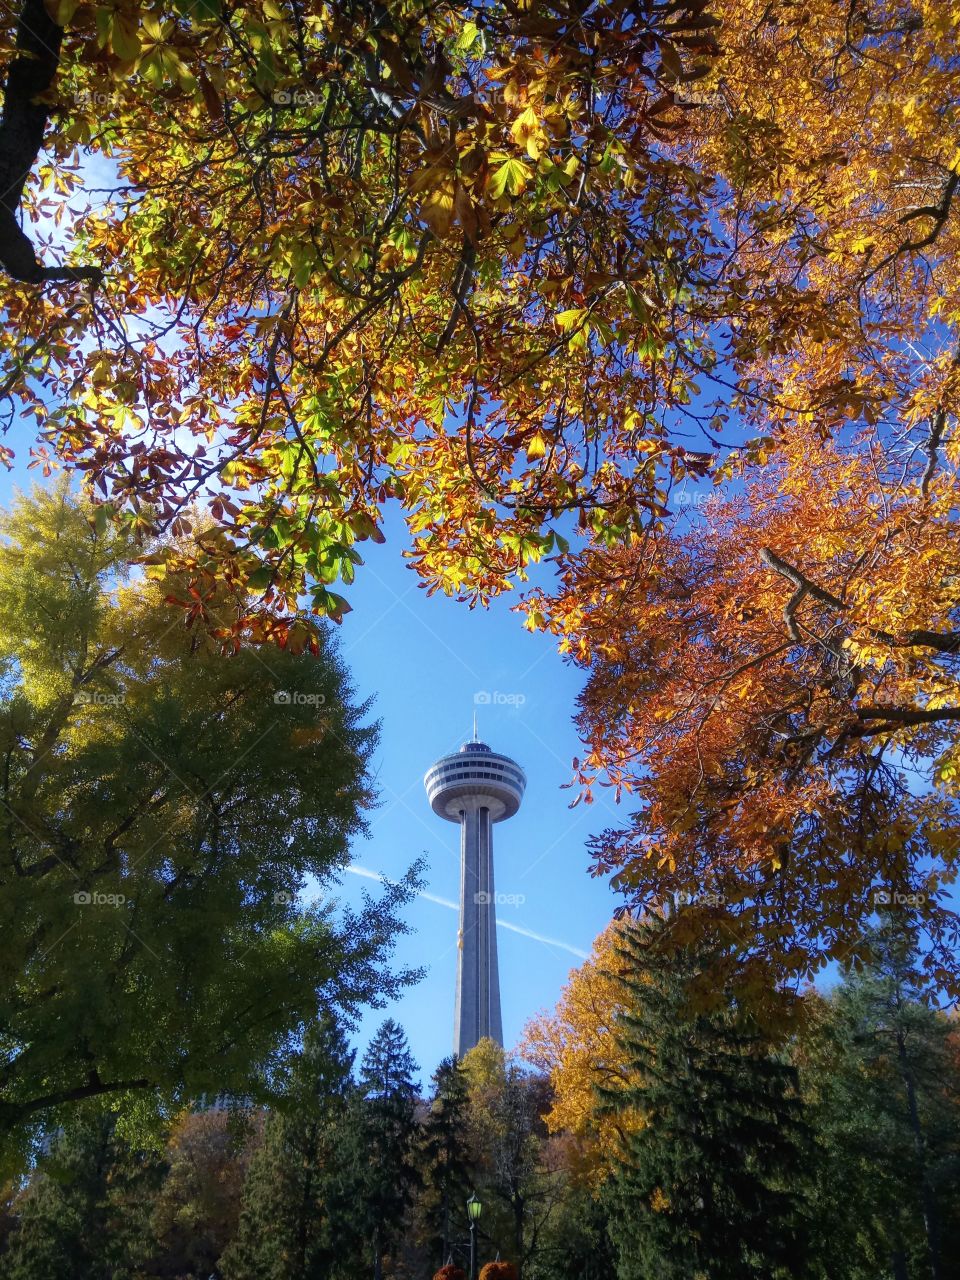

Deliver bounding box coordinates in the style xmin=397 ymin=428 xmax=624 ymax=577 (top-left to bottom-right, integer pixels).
xmin=467 ymin=1193 xmax=482 ymax=1280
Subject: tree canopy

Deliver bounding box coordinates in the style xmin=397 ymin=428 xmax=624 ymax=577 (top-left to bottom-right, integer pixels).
xmin=2 ymin=0 xmax=960 ymax=994
xmin=0 ymin=484 xmax=418 ymax=1170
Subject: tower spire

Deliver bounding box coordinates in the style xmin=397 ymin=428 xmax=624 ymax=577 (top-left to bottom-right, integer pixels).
xmin=473 ymin=709 xmax=478 ymax=742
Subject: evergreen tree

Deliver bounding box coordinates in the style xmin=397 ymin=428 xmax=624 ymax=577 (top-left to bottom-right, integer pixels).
xmin=357 ymin=1018 xmax=421 ymax=1280
xmin=4 ymin=1113 xmax=162 ymax=1280
xmin=221 ymin=1011 xmax=358 ymax=1280
xmin=419 ymin=1057 xmax=473 ymax=1270
xmin=801 ymin=923 xmax=960 ymax=1280
xmin=603 ymin=914 xmax=811 ymax=1280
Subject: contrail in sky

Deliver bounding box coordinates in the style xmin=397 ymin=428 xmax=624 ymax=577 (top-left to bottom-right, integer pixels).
xmin=344 ymin=864 xmax=589 ymax=960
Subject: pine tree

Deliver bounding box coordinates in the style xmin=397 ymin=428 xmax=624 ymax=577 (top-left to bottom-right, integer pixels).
xmin=419 ymin=1056 xmax=473 ymax=1269
xmin=801 ymin=923 xmax=960 ymax=1280
xmin=221 ymin=1011 xmax=358 ymax=1280
xmin=357 ymin=1018 xmax=421 ymax=1280
xmin=603 ymin=914 xmax=811 ymax=1280
xmin=4 ymin=1113 xmax=162 ymax=1280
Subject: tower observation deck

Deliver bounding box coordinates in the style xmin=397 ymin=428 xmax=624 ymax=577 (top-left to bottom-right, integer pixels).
xmin=425 ymin=736 xmax=526 ymax=1057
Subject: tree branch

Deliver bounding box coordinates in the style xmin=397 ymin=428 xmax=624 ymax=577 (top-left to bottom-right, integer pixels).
xmin=0 ymin=1071 xmax=151 ymax=1130
xmin=760 ymin=547 xmax=960 ymax=654
xmin=0 ymin=0 xmax=102 ymax=284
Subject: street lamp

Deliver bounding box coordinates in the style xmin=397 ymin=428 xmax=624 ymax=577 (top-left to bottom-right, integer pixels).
xmin=467 ymin=1194 xmax=482 ymax=1280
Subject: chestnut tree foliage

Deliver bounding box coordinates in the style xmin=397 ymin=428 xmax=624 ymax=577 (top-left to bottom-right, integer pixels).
xmin=2 ymin=0 xmax=960 ymax=994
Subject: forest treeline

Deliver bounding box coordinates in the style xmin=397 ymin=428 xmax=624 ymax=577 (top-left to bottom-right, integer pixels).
xmin=2 ymin=920 xmax=958 ymax=1280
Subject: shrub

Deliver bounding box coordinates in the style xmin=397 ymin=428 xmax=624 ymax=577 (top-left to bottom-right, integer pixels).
xmin=479 ymin=1264 xmax=518 ymax=1280
xmin=433 ymin=1266 xmax=467 ymax=1280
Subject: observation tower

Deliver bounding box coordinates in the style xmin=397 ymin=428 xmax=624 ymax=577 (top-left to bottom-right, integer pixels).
xmin=425 ymin=727 xmax=526 ymax=1057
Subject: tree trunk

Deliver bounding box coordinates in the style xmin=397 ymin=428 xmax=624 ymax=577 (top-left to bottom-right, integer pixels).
xmin=513 ymin=1191 xmax=524 ymax=1279
xmin=0 ymin=0 xmax=101 ymax=282
xmin=897 ymin=1026 xmax=941 ymax=1280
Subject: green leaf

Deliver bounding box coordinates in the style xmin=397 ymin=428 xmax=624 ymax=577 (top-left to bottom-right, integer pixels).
xmin=455 ymin=20 xmax=481 ymax=53
xmin=489 ymin=157 xmax=531 ymax=199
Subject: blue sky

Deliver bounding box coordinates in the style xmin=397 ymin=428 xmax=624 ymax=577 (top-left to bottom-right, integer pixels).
xmin=8 ymin=149 xmax=633 ymax=1084
xmin=306 ymin=503 xmax=625 ymax=1084
xmin=0 ymin=449 xmax=626 ymax=1087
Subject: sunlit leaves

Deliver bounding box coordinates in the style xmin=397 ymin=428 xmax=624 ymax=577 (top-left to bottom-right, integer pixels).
xmin=4 ymin=0 xmax=960 ymax=1004
xmin=535 ymin=430 xmax=960 ymax=1003
xmin=488 ymin=157 xmax=531 ymax=199
xmin=0 ymin=0 xmax=732 ymax=628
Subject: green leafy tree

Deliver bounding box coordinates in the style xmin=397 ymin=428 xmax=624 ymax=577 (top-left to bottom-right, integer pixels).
xmin=0 ymin=483 xmax=419 ymax=1171
xmin=529 ymin=1177 xmax=617 ymax=1280
xmin=221 ymin=1011 xmax=360 ymax=1280
xmin=485 ymin=1067 xmax=557 ymax=1278
xmin=603 ymin=914 xmax=812 ymax=1280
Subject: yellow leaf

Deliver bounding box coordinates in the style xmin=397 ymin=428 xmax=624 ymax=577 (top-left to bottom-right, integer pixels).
xmin=526 ymin=432 xmax=548 ymax=462
xmin=420 ymin=175 xmax=456 ymax=236
xmin=556 ymin=307 xmax=587 ymax=332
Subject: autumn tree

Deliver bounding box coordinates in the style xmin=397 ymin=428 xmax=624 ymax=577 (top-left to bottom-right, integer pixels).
xmin=148 ymin=1105 xmax=257 ymax=1278
xmin=0 ymin=0 xmax=953 ymax=630
xmin=2 ymin=0 xmax=960 ymax=1001
xmin=531 ymin=430 xmax=960 ymax=1002
xmin=0 ymin=484 xmax=419 ymax=1171
xmin=0 ymin=0 xmax=723 ymax=625
xmin=459 ymin=1039 xmax=562 ymax=1279
xmin=521 ymin=919 xmax=643 ymax=1184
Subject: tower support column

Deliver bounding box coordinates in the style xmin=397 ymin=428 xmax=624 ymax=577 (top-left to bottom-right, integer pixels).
xmin=455 ymin=806 xmax=502 ymax=1056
